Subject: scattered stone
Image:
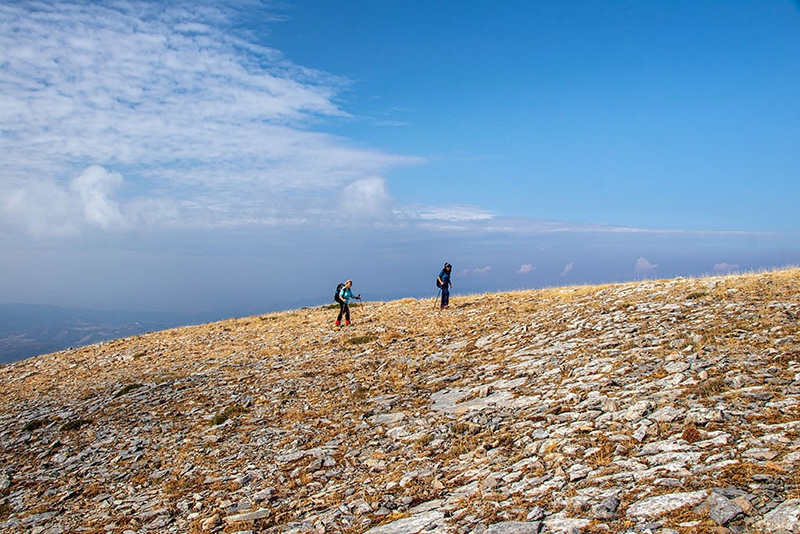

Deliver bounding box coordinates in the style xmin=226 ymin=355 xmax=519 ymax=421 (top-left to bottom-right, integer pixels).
xmin=706 ymin=492 xmax=743 ymax=526
xmin=542 ymin=513 xmax=590 ymax=533
xmin=1 ymin=269 xmax=798 ymax=534
xmin=201 ymin=513 xmax=222 ymax=531
xmin=486 ymin=521 xmax=541 ymax=533
xmin=224 ymin=508 xmax=270 ymax=523
xmin=627 ymin=491 xmax=708 ymax=518
xmin=753 ymin=499 xmax=800 ymax=533
xmin=363 ymin=510 xmax=445 ymax=533
xmin=592 ymin=496 xmax=620 ymax=520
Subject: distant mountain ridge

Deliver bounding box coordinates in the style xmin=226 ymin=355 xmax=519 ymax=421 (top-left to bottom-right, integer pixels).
xmin=0 ymin=304 xmax=203 ymax=364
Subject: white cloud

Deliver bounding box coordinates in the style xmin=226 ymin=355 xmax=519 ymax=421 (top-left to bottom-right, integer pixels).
xmin=1 ymin=165 xmax=126 ymax=236
xmin=635 ymin=257 xmax=659 ymax=276
xmin=1 ymin=179 xmax=81 ymax=237
xmin=70 ymin=166 xmax=125 ymax=230
xmin=473 ymin=266 xmax=493 ymax=274
xmin=0 ymin=1 xmax=423 ymax=237
xmin=516 ymin=263 xmax=535 ymax=274
xmin=561 ymin=262 xmax=574 ymax=276
xmin=399 ymin=205 xmax=494 ymax=222
xmin=712 ymin=262 xmax=740 ymax=273
xmin=338 ymin=177 xmax=394 ymax=219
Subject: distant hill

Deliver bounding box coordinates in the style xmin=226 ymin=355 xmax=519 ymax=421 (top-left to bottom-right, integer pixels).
xmin=0 ymin=304 xmax=204 ymax=364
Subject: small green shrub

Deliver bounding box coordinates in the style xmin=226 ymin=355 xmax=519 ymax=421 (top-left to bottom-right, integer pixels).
xmin=114 ymin=383 xmax=144 ymax=398
xmin=60 ymin=418 xmax=92 ymax=432
xmin=346 ymin=335 xmax=377 ymax=345
xmin=22 ymin=419 xmax=49 ymax=432
xmin=211 ymin=405 xmax=248 ymax=426
xmin=687 ymin=291 xmax=707 ymax=300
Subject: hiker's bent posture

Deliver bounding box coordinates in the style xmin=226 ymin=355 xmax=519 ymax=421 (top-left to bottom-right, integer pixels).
xmin=335 ymin=280 xmax=361 ymax=326
xmin=437 ymin=263 xmax=453 ymax=309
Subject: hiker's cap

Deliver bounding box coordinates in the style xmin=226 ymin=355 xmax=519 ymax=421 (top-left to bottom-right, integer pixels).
xmin=444 ymin=262 xmax=451 ymax=269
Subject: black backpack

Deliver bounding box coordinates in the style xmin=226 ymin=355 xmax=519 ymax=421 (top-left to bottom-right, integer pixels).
xmin=334 ymin=283 xmax=345 ymax=303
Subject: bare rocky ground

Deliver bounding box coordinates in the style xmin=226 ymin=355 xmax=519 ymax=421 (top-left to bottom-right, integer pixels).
xmin=1 ymin=269 xmax=799 ymax=534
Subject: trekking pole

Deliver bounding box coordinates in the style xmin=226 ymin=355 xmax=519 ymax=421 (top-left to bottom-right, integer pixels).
xmin=432 ymin=288 xmax=441 ymax=310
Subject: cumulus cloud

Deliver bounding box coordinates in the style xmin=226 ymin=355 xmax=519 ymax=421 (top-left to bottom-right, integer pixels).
xmin=712 ymin=262 xmax=740 ymax=273
xmin=338 ymin=177 xmax=394 ymax=219
xmin=473 ymin=266 xmax=493 ymax=274
xmin=635 ymin=257 xmax=659 ymax=276
xmin=0 ymin=1 xmax=423 ymax=236
xmin=561 ymin=262 xmax=574 ymax=276
xmin=1 ymin=165 xmax=126 ymax=236
xmin=516 ymin=264 xmax=535 ymax=274
xmin=70 ymin=166 xmax=125 ymax=230
xmin=1 ymin=180 xmax=81 ymax=237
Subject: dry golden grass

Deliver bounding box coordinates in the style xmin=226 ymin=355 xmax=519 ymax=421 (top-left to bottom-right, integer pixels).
xmin=691 ymin=378 xmax=728 ymax=399
xmin=681 ymin=425 xmax=702 ymax=443
xmin=1 ymin=267 xmax=798 ymax=532
xmin=586 ymin=435 xmax=617 ymax=468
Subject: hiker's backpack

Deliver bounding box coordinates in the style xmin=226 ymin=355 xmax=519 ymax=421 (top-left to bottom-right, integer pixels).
xmin=334 ymin=282 xmax=345 ymax=302
xmin=436 ymin=278 xmax=442 ymax=288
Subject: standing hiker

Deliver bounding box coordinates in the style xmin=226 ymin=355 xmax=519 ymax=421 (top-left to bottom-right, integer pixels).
xmin=437 ymin=263 xmax=453 ymax=309
xmin=334 ymin=279 xmax=361 ymax=326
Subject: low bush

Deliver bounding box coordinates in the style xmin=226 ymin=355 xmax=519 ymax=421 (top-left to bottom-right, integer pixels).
xmin=114 ymin=383 xmax=144 ymax=398
xmin=346 ymin=335 xmax=377 ymax=345
xmin=22 ymin=419 xmax=49 ymax=432
xmin=211 ymin=405 xmax=248 ymax=426
xmin=60 ymin=418 xmax=92 ymax=432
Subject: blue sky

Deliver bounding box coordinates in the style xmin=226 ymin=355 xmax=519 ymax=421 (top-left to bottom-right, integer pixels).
xmin=1 ymin=1 xmax=798 ymax=317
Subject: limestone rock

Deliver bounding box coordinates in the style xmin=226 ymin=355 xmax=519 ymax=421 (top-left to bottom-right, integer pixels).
xmin=753 ymin=499 xmax=800 ymax=533
xmin=0 ymin=269 xmax=798 ymax=533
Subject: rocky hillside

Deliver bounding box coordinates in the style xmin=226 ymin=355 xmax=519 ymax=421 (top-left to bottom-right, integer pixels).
xmin=1 ymin=269 xmax=799 ymax=534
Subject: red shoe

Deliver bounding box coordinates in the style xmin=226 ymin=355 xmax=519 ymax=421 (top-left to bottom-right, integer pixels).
xmin=345 ymin=320 xmax=351 ymax=326
xmin=335 ymin=320 xmax=341 ymax=326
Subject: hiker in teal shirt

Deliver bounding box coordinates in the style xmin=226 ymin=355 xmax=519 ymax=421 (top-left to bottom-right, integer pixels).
xmin=335 ymin=280 xmax=361 ymax=326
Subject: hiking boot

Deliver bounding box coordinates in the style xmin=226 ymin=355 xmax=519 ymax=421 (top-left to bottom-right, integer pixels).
xmin=335 ymin=320 xmax=341 ymax=326
xmin=345 ymin=320 xmax=351 ymax=326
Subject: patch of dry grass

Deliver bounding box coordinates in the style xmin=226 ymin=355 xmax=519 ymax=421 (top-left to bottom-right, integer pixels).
xmin=1 ymin=267 xmax=798 ymax=532
xmin=691 ymin=378 xmax=727 ymax=398
xmin=586 ymin=436 xmax=617 ymax=468
xmin=681 ymin=424 xmax=702 ymax=443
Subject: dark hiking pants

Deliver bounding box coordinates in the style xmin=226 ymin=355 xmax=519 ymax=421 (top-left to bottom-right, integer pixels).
xmin=337 ymin=301 xmax=350 ymax=322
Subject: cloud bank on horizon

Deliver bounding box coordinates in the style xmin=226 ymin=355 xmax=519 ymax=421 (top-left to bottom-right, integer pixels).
xmin=0 ymin=1 xmax=798 ymax=315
